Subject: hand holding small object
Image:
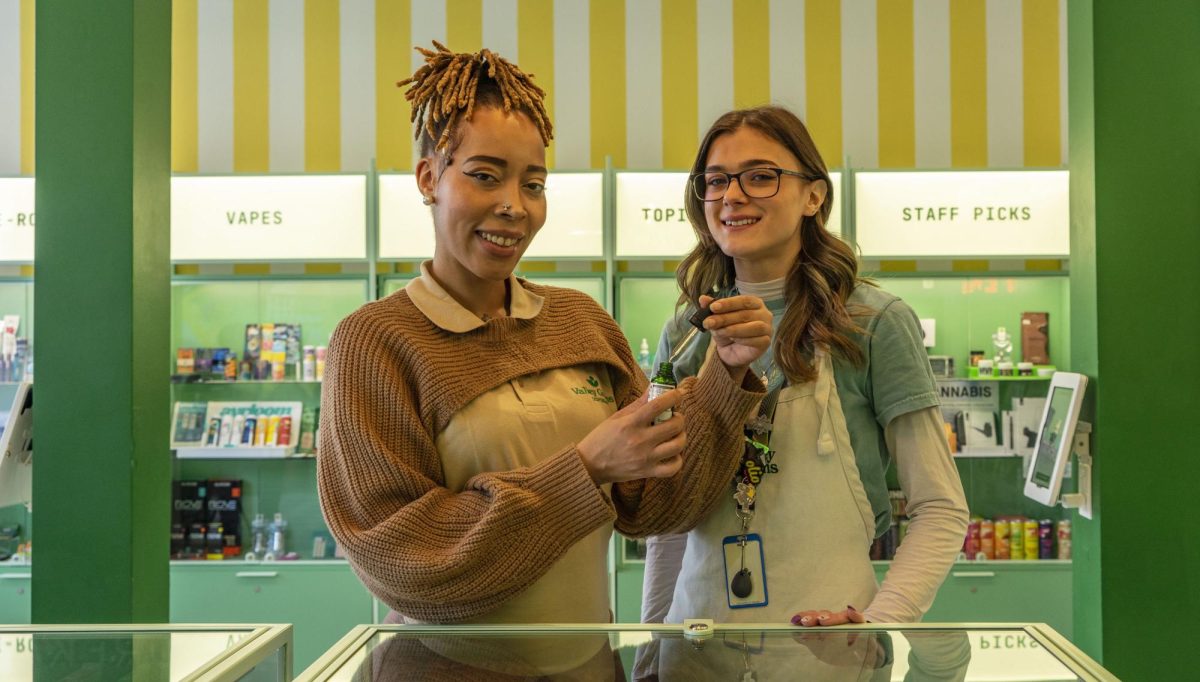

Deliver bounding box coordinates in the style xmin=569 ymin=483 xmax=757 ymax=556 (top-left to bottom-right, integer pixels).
xmin=577 ymin=389 xmax=687 ymax=485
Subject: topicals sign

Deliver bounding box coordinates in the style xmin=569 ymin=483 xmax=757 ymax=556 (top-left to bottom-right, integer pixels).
xmin=0 ymin=178 xmax=35 ymax=263
xmin=854 ymin=170 xmax=1069 ymax=257
xmin=377 ymin=172 xmax=604 ymax=259
xmin=171 ymin=175 xmax=368 ymax=261
xmin=615 ymin=172 xmax=843 ymax=258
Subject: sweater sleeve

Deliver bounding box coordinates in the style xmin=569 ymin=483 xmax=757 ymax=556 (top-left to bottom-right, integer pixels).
xmin=316 ymin=312 xmax=618 ymax=623
xmin=612 ymin=353 xmax=766 ymax=537
xmin=865 ymin=406 xmax=969 ymax=623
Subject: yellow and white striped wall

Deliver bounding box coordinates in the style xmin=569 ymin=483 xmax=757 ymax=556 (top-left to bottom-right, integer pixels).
xmin=0 ymin=0 xmax=1066 ymax=175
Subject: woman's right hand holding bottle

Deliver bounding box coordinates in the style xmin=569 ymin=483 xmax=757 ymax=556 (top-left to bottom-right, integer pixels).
xmin=577 ymin=390 xmax=686 ymax=485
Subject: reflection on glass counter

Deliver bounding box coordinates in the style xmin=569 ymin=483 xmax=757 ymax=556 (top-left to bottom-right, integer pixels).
xmin=0 ymin=624 xmax=291 ymax=681
xmin=298 ymin=623 xmax=1114 ymax=682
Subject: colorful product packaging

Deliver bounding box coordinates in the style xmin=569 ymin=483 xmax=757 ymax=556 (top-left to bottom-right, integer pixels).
xmin=1009 ymin=519 xmax=1025 ymax=560
xmin=1057 ymin=520 xmax=1072 ymax=560
xmin=171 ymin=480 xmax=207 ymax=559
xmin=979 ymin=519 xmax=995 ymax=560
xmin=1023 ymin=520 xmax=1039 ymax=560
xmin=994 ymin=517 xmax=1011 ymax=560
xmin=206 ymin=479 xmax=243 ymax=559
xmin=1039 ymin=519 xmax=1055 ymax=559
xmin=176 ymin=348 xmax=195 ymax=375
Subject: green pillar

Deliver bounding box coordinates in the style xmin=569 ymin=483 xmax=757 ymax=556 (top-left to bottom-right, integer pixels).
xmin=1069 ymin=1 xmax=1200 ymax=676
xmin=32 ymin=0 xmax=171 ymax=622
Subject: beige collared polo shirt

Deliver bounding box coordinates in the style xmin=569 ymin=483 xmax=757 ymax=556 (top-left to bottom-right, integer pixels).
xmin=404 ymin=263 xmax=616 ymax=632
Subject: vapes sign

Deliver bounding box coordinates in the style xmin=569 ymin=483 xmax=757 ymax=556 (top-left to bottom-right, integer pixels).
xmin=0 ymin=178 xmax=35 ymax=263
xmin=855 ymin=170 xmax=1069 ymax=257
xmin=171 ymin=175 xmax=368 ymax=261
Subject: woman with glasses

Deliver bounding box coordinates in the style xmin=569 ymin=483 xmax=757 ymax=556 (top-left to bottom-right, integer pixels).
xmin=318 ymin=43 xmax=774 ymax=643
xmin=638 ymin=105 xmax=969 ymax=646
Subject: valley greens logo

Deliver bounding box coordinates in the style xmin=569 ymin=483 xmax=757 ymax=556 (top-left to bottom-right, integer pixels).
xmin=572 ymin=375 xmax=614 ymax=404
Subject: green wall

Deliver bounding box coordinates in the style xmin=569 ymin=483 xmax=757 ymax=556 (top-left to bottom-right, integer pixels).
xmin=1070 ymin=1 xmax=1200 ymax=676
xmin=32 ymin=0 xmax=172 ymax=623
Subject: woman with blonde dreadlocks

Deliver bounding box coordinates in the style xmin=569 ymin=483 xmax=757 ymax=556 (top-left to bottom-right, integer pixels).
xmin=317 ymin=42 xmax=772 ymax=639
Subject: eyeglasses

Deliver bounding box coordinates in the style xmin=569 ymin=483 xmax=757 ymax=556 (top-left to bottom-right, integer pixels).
xmin=690 ymin=167 xmax=816 ymax=202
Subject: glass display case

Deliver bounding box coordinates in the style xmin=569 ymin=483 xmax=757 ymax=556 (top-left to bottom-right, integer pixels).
xmin=296 ymin=622 xmax=1114 ymax=681
xmin=0 ymin=624 xmax=291 ymax=681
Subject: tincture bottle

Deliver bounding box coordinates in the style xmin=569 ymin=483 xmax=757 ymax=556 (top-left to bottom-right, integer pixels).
xmin=647 ymin=362 xmax=677 ymax=424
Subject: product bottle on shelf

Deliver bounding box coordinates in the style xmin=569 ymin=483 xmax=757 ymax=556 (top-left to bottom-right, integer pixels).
xmin=245 ymin=513 xmax=269 ymax=561
xmin=637 ymin=338 xmax=653 ymax=378
xmin=264 ymin=512 xmax=287 ymax=560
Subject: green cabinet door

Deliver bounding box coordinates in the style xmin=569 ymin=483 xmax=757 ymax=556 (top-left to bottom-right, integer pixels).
xmin=0 ymin=567 xmax=32 ymax=624
xmin=170 ymin=561 xmax=372 ymax=671
xmin=875 ymin=561 xmax=1073 ymax=639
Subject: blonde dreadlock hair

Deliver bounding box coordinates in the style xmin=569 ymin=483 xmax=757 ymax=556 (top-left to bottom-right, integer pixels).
xmin=398 ymin=41 xmax=553 ymax=157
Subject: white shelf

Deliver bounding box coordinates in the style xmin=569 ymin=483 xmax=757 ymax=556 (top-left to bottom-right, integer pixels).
xmin=174 ymin=446 xmax=311 ymax=460
xmin=954 ymin=448 xmax=1020 ymax=459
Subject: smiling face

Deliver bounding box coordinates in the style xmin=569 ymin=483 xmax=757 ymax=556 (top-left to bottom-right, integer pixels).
xmin=416 ymin=106 xmax=548 ymax=299
xmin=701 ymin=126 xmax=827 ymax=282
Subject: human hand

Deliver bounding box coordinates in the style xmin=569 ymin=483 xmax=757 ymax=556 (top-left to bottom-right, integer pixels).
xmin=576 ymin=389 xmax=687 ymax=485
xmin=790 ymin=606 xmax=887 ymax=670
xmin=791 ymin=605 xmax=868 ymax=628
xmin=699 ymin=294 xmax=773 ymax=381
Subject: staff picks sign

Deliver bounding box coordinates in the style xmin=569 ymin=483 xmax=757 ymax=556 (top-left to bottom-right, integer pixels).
xmin=170 ymin=175 xmax=367 ymax=261
xmin=854 ymin=170 xmax=1069 ymax=258
xmin=615 ymin=172 xmax=843 ymax=258
xmin=0 ymin=178 xmax=35 ymax=263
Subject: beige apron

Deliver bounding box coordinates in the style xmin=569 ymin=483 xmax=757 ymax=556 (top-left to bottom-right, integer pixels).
xmin=658 ymin=353 xmax=883 ymax=680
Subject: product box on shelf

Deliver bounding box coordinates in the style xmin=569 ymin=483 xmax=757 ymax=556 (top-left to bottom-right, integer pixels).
xmin=1021 ymin=312 xmax=1051 ymax=364
xmin=171 ymin=400 xmax=304 ymax=458
xmin=205 ymin=479 xmax=243 ymax=559
xmin=171 ymin=480 xmax=207 ymax=559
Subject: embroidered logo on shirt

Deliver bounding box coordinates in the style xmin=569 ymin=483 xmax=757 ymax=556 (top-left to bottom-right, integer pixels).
xmin=572 ymin=376 xmax=615 ymax=404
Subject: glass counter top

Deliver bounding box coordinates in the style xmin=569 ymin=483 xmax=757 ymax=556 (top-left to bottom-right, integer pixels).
xmin=298 ymin=622 xmax=1115 ymax=682
xmin=0 ymin=624 xmax=292 ymax=681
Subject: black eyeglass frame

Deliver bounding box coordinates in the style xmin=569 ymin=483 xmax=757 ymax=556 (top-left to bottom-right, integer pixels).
xmin=690 ymin=167 xmax=818 ymax=202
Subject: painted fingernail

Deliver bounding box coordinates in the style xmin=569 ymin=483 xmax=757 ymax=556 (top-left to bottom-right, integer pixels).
xmin=790 ymin=614 xmax=804 ymax=625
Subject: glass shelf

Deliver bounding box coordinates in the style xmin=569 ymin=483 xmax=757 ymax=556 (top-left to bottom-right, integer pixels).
xmin=0 ymin=623 xmax=292 ymax=681
xmin=297 ymin=622 xmax=1114 ymax=682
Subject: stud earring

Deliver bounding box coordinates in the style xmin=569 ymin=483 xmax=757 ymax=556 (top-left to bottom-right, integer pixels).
xmin=421 ymin=195 xmax=434 ymax=206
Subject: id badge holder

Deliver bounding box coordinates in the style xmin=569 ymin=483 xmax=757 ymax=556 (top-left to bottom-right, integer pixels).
xmin=722 ymin=533 xmax=768 ymax=609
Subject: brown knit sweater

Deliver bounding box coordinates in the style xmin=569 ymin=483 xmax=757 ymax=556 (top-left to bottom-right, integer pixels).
xmin=317 ymin=283 xmax=764 ymax=623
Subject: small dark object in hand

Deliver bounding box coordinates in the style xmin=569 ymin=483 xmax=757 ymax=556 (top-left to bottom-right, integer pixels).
xmin=688 ymin=305 xmax=714 ymax=332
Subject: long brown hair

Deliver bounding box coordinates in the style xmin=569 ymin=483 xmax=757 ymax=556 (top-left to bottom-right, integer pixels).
xmin=677 ymin=106 xmax=870 ymax=384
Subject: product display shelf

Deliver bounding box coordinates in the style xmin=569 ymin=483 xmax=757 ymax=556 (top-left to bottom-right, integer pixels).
xmin=0 ymin=623 xmax=292 ymax=681
xmin=612 ymin=559 xmax=1073 ymax=639
xmin=170 ymin=560 xmax=370 ymax=673
xmin=297 ymin=622 xmax=1115 ymax=682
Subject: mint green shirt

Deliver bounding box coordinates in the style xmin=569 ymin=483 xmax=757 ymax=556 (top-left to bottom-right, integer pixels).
xmin=655 ymin=283 xmax=940 ymax=537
